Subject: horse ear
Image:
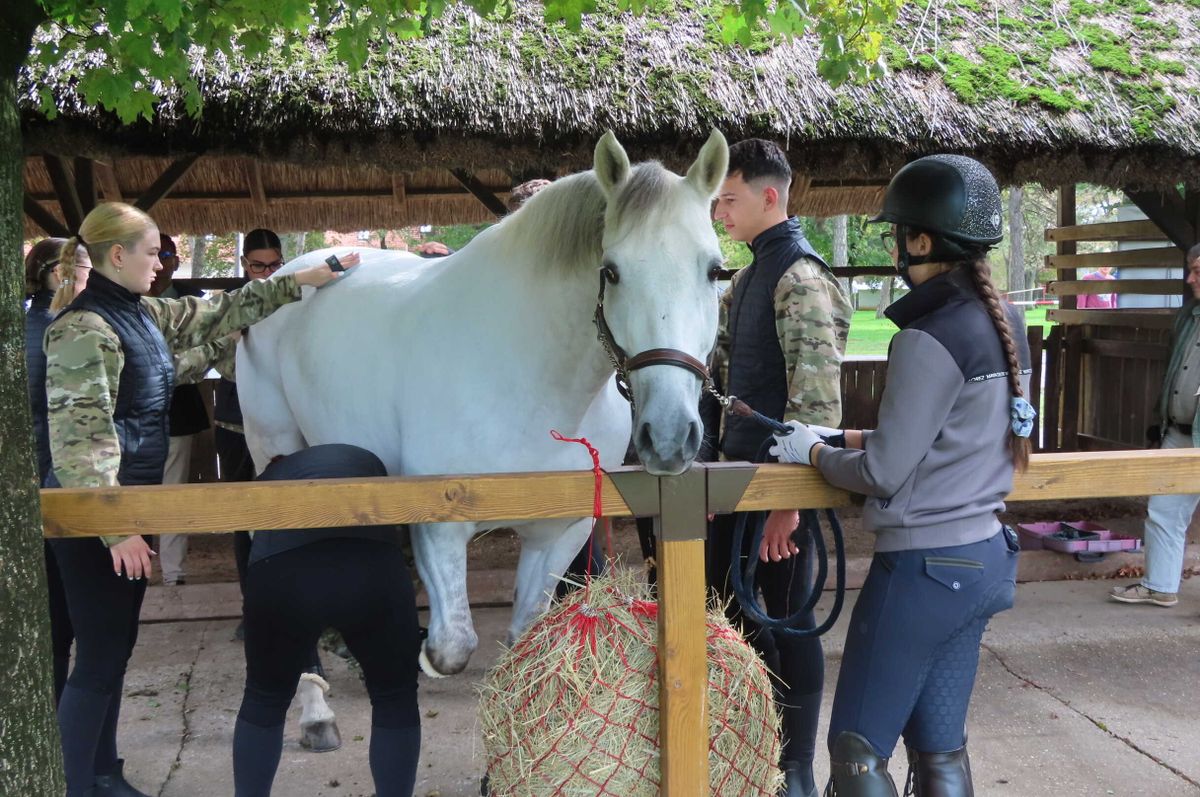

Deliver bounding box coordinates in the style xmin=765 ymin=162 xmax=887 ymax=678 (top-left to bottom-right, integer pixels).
xmin=685 ymin=129 xmax=729 ymax=199
xmin=594 ymin=131 xmax=631 ymax=197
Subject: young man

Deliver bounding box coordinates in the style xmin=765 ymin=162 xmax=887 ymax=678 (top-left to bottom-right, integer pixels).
xmin=1110 ymin=243 xmax=1200 ymax=609
xmin=709 ymin=139 xmax=852 ymax=797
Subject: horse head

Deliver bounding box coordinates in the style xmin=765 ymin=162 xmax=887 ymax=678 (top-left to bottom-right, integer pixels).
xmin=592 ymin=130 xmax=729 ymax=476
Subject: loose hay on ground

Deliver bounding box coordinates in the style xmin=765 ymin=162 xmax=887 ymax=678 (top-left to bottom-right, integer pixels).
xmin=478 ymin=571 xmax=782 ymax=796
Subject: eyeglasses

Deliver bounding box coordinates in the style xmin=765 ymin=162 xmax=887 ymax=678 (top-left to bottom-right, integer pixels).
xmin=879 ymin=230 xmax=895 ymax=249
xmin=158 ymin=251 xmax=177 ymax=261
xmin=245 ymin=259 xmax=284 ymax=275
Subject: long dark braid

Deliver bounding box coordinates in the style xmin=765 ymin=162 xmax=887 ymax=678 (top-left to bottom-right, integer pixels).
xmin=967 ymin=258 xmax=1031 ymax=472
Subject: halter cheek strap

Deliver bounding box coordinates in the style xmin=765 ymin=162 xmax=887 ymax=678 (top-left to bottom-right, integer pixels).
xmin=592 ymin=271 xmax=712 ymax=408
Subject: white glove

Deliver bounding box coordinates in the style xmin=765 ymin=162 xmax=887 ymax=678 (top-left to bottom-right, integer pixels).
xmin=807 ymin=424 xmax=842 ymax=440
xmin=768 ymin=420 xmax=823 ymax=465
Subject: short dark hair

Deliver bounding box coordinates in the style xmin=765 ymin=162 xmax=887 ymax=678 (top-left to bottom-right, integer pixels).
xmin=1188 ymin=242 xmax=1200 ymax=264
xmin=244 ymin=228 xmax=282 ymax=255
xmin=727 ymin=139 xmax=792 ymax=186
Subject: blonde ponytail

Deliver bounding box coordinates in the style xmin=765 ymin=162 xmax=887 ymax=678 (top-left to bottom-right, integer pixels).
xmin=968 ymin=259 xmax=1031 ymax=472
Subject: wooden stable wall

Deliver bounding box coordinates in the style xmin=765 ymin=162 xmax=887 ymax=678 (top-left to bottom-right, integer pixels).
xmin=1042 ymin=206 xmax=1190 ymax=452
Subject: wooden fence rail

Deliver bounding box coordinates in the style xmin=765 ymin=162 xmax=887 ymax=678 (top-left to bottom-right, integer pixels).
xmin=37 ymin=449 xmax=1200 ymax=795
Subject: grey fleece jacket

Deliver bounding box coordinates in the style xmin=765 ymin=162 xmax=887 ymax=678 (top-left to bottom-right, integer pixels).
xmin=817 ymin=269 xmax=1031 ymax=552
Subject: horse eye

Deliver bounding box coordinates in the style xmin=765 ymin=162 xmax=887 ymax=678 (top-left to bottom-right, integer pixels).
xmin=707 ymin=264 xmax=722 ymax=282
xmin=602 ymin=264 xmax=620 ymax=284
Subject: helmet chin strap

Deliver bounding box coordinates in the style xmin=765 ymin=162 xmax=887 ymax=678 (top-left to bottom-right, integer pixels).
xmin=895 ymin=224 xmax=931 ymax=289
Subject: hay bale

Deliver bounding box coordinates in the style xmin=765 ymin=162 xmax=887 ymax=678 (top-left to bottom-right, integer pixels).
xmin=479 ymin=572 xmax=782 ymax=796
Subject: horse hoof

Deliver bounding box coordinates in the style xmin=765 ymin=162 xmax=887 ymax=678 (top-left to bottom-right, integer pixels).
xmin=418 ymin=642 xmax=450 ymax=679
xmin=300 ymin=719 xmax=342 ymax=752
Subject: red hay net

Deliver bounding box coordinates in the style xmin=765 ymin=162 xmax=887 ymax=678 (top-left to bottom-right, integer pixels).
xmin=478 ymin=574 xmax=783 ymax=796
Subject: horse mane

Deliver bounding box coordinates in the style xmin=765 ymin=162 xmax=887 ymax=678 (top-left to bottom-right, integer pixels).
xmin=494 ymin=162 xmax=677 ymax=274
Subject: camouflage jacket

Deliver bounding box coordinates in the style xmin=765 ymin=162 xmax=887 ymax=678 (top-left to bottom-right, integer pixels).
xmin=719 ymin=257 xmax=852 ymax=427
xmin=44 ymin=275 xmax=301 ymax=543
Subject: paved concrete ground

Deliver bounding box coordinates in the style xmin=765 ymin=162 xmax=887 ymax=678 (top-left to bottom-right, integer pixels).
xmin=114 ymin=577 xmax=1200 ymax=797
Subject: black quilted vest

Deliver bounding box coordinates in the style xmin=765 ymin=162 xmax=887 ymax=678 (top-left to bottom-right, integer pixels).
xmin=721 ymin=217 xmax=831 ymax=462
xmin=59 ymin=271 xmax=175 ymax=486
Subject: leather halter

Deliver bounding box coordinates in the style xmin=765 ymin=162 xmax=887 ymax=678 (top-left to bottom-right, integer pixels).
xmin=592 ymin=271 xmax=712 ymax=408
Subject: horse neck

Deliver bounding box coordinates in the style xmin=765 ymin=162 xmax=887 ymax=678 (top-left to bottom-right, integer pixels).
xmin=431 ymin=242 xmax=616 ymax=419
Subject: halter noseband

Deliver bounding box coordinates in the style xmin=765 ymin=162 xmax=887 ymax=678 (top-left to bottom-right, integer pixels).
xmin=592 ymin=271 xmax=712 ymax=408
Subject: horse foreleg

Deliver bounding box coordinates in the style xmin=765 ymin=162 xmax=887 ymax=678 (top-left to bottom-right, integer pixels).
xmin=508 ymin=518 xmax=593 ymax=645
xmin=410 ymin=522 xmax=477 ymax=676
xmin=297 ymin=671 xmax=341 ymax=752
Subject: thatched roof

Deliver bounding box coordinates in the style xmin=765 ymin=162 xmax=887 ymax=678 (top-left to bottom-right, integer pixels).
xmin=19 ymin=0 xmax=1200 ymax=235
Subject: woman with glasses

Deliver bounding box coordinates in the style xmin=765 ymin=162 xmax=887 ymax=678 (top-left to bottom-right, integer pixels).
xmin=43 ymin=204 xmax=354 ymax=797
xmin=769 ymin=156 xmax=1030 ymax=796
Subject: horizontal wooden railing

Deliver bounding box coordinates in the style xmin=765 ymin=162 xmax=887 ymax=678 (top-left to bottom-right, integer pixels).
xmin=40 ymin=449 xmax=1200 ymax=538
xmin=38 ymin=448 xmax=1200 ymax=796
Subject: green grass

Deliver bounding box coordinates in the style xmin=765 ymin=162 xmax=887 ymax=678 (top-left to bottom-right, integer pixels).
xmin=847 ymin=308 xmax=1053 ymax=356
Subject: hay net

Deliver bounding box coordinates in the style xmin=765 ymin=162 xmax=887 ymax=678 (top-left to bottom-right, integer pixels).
xmin=478 ymin=570 xmax=783 ymax=796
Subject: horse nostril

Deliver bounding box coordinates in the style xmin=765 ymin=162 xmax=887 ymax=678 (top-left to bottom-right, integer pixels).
xmin=636 ymin=422 xmax=654 ymax=453
xmin=684 ymin=421 xmax=702 ymax=455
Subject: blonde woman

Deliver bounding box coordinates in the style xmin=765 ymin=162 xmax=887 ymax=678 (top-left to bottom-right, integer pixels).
xmin=50 ymin=240 xmax=92 ymax=312
xmin=44 ymin=202 xmax=355 ymax=797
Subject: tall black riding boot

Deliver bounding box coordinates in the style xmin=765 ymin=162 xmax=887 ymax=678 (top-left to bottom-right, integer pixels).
xmin=825 ymin=732 xmax=899 ymax=797
xmin=903 ymin=744 xmax=974 ymax=797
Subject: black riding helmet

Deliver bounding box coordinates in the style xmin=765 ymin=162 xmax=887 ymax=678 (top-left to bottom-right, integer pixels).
xmin=871 ymin=154 xmax=1003 ymax=285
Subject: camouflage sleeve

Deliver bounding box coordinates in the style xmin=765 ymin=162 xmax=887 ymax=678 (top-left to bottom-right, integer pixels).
xmin=773 ymin=259 xmax=853 ymax=427
xmin=173 ymin=335 xmax=236 ymax=385
xmin=44 ymin=312 xmax=127 ymax=547
xmin=142 ymin=274 xmax=301 ymax=354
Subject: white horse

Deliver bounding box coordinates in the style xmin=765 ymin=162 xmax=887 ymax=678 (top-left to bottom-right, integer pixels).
xmin=236 ymin=131 xmax=728 ymax=741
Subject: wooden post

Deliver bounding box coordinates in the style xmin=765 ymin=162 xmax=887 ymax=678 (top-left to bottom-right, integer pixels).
xmin=1027 ymin=326 xmax=1044 ymax=451
xmin=1057 ymin=185 xmax=1077 ymax=310
xmin=655 ymin=467 xmax=709 ymax=796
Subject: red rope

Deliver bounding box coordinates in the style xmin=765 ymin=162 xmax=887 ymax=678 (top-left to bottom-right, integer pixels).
xmin=550 ymin=430 xmax=604 ymax=583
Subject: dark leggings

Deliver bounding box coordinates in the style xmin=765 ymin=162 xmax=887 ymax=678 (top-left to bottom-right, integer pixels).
xmin=707 ymin=513 xmax=825 ymax=771
xmin=828 ymin=529 xmax=1019 ymax=756
xmin=44 ymin=540 xmax=75 ymax=703
xmin=49 ymin=536 xmax=148 ymax=795
xmin=235 ymin=539 xmax=421 ymax=797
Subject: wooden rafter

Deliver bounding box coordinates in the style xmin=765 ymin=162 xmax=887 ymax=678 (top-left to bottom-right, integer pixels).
xmin=134 ymin=153 xmax=202 ymax=212
xmin=23 ymin=196 xmax=70 ymax=238
xmin=73 ymin=157 xmax=96 ymax=214
xmin=248 ymin=160 xmax=267 ymax=211
xmin=42 ymin=154 xmax=84 ymax=232
xmin=94 ymin=161 xmax=123 ymax=202
xmin=1124 ymin=187 xmax=1197 ymax=252
xmin=450 ymin=167 xmax=508 ymax=217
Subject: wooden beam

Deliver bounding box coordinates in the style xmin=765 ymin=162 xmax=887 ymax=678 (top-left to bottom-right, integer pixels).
xmin=1043 ymin=326 xmax=1063 ymax=451
xmin=42 ymin=154 xmax=84 ymax=232
xmin=1047 ymin=279 xmax=1184 ymax=296
xmin=392 ymin=174 xmax=406 ymax=206
xmin=1044 ymin=220 xmax=1166 ymax=243
xmin=1057 ymin=185 xmax=1077 ymax=310
xmin=450 ymin=167 xmax=509 ymax=217
xmin=39 ymin=451 xmax=1200 ymax=538
xmin=1046 ymin=248 xmax=1183 ymax=270
xmin=1027 ymin=326 xmax=1044 ymax=451
xmin=1125 ymin=187 xmax=1197 ymax=252
xmin=248 ymin=161 xmax=267 ymax=211
xmin=27 ymin=187 xmax=494 ymax=203
xmin=94 ymin=161 xmax=123 ymax=202
xmin=73 ymin=157 xmax=97 ymax=213
xmin=1061 ymin=326 xmax=1082 ymax=451
xmin=1080 ymin=338 xmax=1168 ymax=361
xmin=23 ymin=196 xmax=70 ymax=238
xmin=134 ymin=153 xmax=201 ymax=212
xmin=718 ymin=266 xmax=898 ymax=281
xmin=1047 ymin=309 xmax=1177 ymax=329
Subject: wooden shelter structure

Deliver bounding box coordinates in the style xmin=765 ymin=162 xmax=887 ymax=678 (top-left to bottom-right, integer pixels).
xmin=17 ymin=0 xmax=1200 ymax=448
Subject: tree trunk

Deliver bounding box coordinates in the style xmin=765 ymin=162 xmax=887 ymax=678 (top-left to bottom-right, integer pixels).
xmin=832 ymin=214 xmax=850 ymax=296
xmin=1008 ymin=187 xmax=1026 ymax=316
xmin=188 ymin=235 xmax=206 ymax=278
xmin=875 ymin=277 xmax=895 ymax=319
xmin=0 ymin=6 xmax=67 ymax=795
